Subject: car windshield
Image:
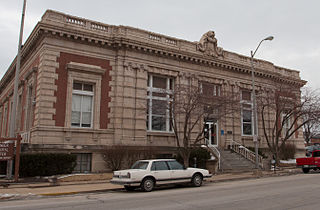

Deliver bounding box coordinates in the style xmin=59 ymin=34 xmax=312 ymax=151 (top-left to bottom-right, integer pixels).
xmin=131 ymin=161 xmax=149 ymax=169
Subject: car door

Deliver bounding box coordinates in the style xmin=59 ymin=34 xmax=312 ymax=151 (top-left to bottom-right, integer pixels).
xmin=150 ymin=161 xmax=171 ymax=184
xmin=166 ymin=160 xmax=190 ymax=183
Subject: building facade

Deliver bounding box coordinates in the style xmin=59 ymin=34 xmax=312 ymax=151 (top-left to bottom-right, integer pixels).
xmin=0 ymin=10 xmax=306 ymax=172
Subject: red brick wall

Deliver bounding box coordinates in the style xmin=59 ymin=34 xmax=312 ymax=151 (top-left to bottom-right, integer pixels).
xmin=54 ymin=52 xmax=112 ymax=129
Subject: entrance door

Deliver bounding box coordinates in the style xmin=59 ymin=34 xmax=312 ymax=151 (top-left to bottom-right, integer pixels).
xmin=204 ymin=121 xmax=218 ymax=146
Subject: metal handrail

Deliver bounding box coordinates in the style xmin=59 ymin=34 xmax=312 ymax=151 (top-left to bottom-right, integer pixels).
xmin=230 ymin=140 xmax=264 ymax=168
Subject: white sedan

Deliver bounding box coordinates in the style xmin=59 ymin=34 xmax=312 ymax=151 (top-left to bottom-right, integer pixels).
xmin=110 ymin=159 xmax=212 ymax=192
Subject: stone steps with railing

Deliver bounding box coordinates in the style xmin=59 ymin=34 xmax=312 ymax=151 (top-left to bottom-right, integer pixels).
xmin=220 ymin=149 xmax=256 ymax=172
xmin=229 ymin=140 xmax=264 ymax=168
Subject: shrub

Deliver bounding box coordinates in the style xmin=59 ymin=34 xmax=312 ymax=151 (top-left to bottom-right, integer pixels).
xmin=247 ymin=147 xmax=268 ymax=159
xmin=176 ymin=147 xmax=211 ymax=168
xmin=189 ymin=147 xmax=211 ymax=169
xmin=103 ymin=146 xmax=155 ymax=171
xmin=279 ymin=143 xmax=297 ymax=160
xmin=19 ymin=153 xmax=76 ymax=177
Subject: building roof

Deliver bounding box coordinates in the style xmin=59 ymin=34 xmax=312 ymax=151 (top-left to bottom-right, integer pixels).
xmin=0 ymin=10 xmax=307 ymax=94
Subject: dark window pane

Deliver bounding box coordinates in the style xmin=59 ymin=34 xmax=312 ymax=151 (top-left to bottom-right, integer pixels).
xmin=131 ymin=161 xmax=149 ymax=169
xmin=243 ymin=123 xmax=252 ymax=135
xmin=243 ymin=110 xmax=252 ymax=122
xmin=152 ymin=100 xmax=167 ymax=115
xmin=152 ymin=161 xmax=169 ymax=171
xmin=167 ymin=161 xmax=184 ymax=170
xmin=169 ymin=78 xmax=174 ymax=90
xmin=73 ymin=153 xmax=92 ymax=173
xmin=313 ymin=151 xmax=320 ymax=157
xmin=242 ymin=91 xmax=251 ymax=101
xmin=153 ymin=92 xmax=167 ymax=97
xmin=243 ymin=104 xmax=252 ymax=109
xmin=152 ymin=116 xmax=166 ymax=131
xmin=202 ymin=83 xmax=213 ymax=96
xmin=83 ymin=84 xmax=93 ymax=92
xmin=153 ymin=76 xmax=167 ymax=89
xmin=73 ymin=82 xmax=82 ymax=90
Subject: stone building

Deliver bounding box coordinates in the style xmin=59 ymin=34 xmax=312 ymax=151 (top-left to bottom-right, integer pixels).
xmin=0 ymin=10 xmax=306 ymax=172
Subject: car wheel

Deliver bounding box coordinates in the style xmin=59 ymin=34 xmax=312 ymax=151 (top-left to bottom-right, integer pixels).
xmin=302 ymin=168 xmax=310 ymax=173
xmin=124 ymin=186 xmax=136 ymax=191
xmin=141 ymin=177 xmax=154 ymax=192
xmin=192 ymin=173 xmax=203 ymax=187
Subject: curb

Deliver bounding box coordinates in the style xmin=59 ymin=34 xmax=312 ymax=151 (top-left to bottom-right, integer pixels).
xmin=1 ymin=170 xmax=302 ymax=200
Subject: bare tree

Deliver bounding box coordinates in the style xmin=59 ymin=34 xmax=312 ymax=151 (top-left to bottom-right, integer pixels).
xmin=258 ymin=85 xmax=320 ymax=165
xmin=303 ymin=117 xmax=320 ymax=144
xmin=303 ymin=88 xmax=320 ymax=144
xmin=169 ymin=76 xmax=239 ymax=167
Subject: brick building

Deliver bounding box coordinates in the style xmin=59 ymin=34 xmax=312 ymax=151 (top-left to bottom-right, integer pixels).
xmin=0 ymin=10 xmax=306 ymax=172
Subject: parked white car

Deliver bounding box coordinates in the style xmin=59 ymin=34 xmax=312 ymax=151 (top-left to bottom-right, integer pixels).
xmin=110 ymin=159 xmax=212 ymax=192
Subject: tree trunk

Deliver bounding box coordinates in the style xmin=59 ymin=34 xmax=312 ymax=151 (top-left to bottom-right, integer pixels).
xmin=183 ymin=158 xmax=189 ymax=168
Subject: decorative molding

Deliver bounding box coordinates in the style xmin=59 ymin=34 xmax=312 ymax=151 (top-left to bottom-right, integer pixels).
xmin=66 ymin=62 xmax=106 ymax=75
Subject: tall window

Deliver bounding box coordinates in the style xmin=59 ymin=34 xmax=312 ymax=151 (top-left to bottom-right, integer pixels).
xmin=147 ymin=75 xmax=173 ymax=132
xmin=2 ymin=105 xmax=8 ymax=137
xmin=282 ymin=113 xmax=291 ymax=137
xmin=16 ymin=95 xmax=22 ymax=132
xmin=241 ymin=90 xmax=253 ymax=136
xmin=25 ymin=86 xmax=33 ymax=130
xmin=200 ymin=82 xmax=221 ymax=97
xmin=0 ymin=109 xmax=2 ymax=136
xmin=71 ymin=82 xmax=94 ymax=128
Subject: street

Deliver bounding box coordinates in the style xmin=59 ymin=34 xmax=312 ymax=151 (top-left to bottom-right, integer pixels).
xmin=1 ymin=173 xmax=319 ymax=210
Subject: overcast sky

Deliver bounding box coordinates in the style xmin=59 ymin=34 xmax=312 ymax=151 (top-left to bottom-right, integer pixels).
xmin=1 ymin=0 xmax=319 ymax=89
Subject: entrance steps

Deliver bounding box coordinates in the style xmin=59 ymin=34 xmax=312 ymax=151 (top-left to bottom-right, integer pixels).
xmin=219 ymin=149 xmax=256 ymax=172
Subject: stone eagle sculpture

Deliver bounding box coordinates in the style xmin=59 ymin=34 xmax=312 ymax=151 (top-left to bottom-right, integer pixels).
xmin=197 ymin=31 xmax=224 ymax=57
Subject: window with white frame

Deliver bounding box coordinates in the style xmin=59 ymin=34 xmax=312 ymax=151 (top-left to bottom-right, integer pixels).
xmin=71 ymin=82 xmax=94 ymax=128
xmin=282 ymin=113 xmax=291 ymax=137
xmin=147 ymin=75 xmax=173 ymax=132
xmin=241 ymin=90 xmax=253 ymax=136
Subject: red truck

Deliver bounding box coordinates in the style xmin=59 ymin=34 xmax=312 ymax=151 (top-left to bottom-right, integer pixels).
xmin=296 ymin=150 xmax=320 ymax=173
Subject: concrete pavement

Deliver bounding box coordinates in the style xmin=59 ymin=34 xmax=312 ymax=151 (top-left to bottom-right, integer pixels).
xmin=0 ymin=168 xmax=301 ymax=201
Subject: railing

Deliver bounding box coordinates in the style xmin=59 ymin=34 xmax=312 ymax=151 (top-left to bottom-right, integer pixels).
xmin=230 ymin=140 xmax=263 ymax=168
xmin=201 ymin=141 xmax=220 ymax=169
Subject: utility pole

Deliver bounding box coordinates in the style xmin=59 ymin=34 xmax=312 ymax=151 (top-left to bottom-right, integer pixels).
xmin=7 ymin=0 xmax=27 ymax=179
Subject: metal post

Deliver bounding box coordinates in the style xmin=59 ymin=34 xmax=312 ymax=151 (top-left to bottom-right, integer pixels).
xmin=250 ymin=52 xmax=259 ymax=169
xmin=250 ymin=36 xmax=273 ymax=169
xmin=7 ymin=0 xmax=27 ymax=179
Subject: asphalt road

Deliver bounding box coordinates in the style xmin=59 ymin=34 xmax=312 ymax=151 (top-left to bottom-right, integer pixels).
xmin=1 ymin=173 xmax=319 ymax=210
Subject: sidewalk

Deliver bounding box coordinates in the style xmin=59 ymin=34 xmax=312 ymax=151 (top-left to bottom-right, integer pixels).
xmin=0 ymin=168 xmax=301 ymax=201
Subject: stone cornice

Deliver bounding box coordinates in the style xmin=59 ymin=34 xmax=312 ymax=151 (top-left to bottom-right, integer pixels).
xmin=66 ymin=62 xmax=106 ymax=75
xmin=0 ymin=10 xmax=307 ymax=90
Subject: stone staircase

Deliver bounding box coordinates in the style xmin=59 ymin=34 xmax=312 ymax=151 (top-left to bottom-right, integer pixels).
xmin=219 ymin=149 xmax=256 ymax=172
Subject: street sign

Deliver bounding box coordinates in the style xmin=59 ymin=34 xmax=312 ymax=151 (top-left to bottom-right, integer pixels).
xmin=0 ymin=136 xmax=22 ymax=182
xmin=0 ymin=142 xmax=14 ymax=161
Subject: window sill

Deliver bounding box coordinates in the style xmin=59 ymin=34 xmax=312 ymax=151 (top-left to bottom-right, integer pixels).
xmin=147 ymin=131 xmax=175 ymax=137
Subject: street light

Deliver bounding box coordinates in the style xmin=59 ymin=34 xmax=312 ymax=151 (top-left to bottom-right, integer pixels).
xmin=250 ymin=36 xmax=273 ymax=169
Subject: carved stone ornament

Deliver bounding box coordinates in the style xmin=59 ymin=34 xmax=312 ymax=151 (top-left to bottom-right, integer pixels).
xmin=197 ymin=31 xmax=224 ymax=57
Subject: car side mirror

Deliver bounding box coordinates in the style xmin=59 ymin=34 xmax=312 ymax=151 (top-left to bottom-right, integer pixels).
xmin=183 ymin=166 xmax=187 ymax=170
